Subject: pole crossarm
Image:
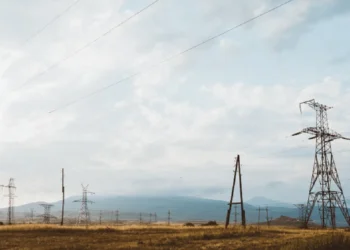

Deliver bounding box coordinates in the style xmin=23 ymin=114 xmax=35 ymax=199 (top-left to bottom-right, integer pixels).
xmin=292 ymin=128 xmax=349 ymax=142
xmin=299 ymin=99 xmax=333 ymax=113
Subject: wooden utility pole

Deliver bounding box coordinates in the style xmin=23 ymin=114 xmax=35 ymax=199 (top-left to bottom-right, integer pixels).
xmin=30 ymin=208 xmax=35 ymax=222
xmin=257 ymin=206 xmax=261 ymax=228
xmin=167 ymin=210 xmax=171 ymax=226
xmin=234 ymin=205 xmax=238 ymax=225
xmin=266 ymin=207 xmax=270 ymax=226
xmin=116 ymin=210 xmax=119 ymax=225
xmin=225 ymin=155 xmax=246 ymax=229
xmin=238 ymin=156 xmax=246 ymax=227
xmin=61 ymin=168 xmax=65 ymax=226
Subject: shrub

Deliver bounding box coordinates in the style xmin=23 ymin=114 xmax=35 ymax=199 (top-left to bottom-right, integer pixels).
xmin=201 ymin=221 xmax=218 ymax=226
xmin=183 ymin=222 xmax=195 ymax=227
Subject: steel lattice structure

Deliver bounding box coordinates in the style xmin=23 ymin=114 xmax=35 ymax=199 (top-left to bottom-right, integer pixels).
xmin=294 ymin=204 xmax=306 ymax=224
xmin=38 ymin=204 xmax=56 ymax=224
xmin=1 ymin=178 xmax=16 ymax=225
xmin=74 ymin=184 xmax=94 ymax=225
xmin=292 ymin=99 xmax=350 ymax=228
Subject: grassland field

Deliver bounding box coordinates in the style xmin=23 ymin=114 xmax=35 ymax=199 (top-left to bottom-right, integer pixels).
xmin=0 ymin=223 xmax=349 ymax=250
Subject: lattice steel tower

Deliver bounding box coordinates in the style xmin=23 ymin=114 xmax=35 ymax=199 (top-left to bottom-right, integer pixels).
xmin=38 ymin=203 xmax=56 ymax=224
xmin=1 ymin=178 xmax=16 ymax=225
xmin=74 ymin=184 xmax=94 ymax=225
xmin=292 ymin=99 xmax=350 ymax=228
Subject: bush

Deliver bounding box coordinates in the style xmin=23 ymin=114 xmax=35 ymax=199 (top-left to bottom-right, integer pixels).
xmin=183 ymin=222 xmax=195 ymax=227
xmin=201 ymin=221 xmax=218 ymax=226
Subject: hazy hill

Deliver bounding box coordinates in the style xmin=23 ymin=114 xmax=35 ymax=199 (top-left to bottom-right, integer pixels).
xmin=0 ymin=195 xmax=291 ymax=223
xmin=246 ymin=196 xmax=295 ymax=208
xmin=1 ymin=196 xmax=349 ymax=226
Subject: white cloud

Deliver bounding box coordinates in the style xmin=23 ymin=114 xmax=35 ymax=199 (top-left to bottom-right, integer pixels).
xmin=0 ymin=0 xmax=349 ymax=207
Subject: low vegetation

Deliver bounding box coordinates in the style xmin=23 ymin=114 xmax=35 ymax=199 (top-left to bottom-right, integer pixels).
xmin=0 ymin=224 xmax=349 ymax=249
xmin=201 ymin=220 xmax=218 ymax=226
xmin=183 ymin=222 xmax=195 ymax=227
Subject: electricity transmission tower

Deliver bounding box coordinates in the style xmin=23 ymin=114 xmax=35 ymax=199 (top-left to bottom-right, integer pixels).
xmin=225 ymin=155 xmax=246 ymax=229
xmin=265 ymin=207 xmax=272 ymax=226
xmin=25 ymin=208 xmax=35 ymax=223
xmin=29 ymin=208 xmax=35 ymax=222
xmin=74 ymin=184 xmax=94 ymax=225
xmin=294 ymin=204 xmax=306 ymax=224
xmin=292 ymin=99 xmax=350 ymax=228
xmin=256 ymin=206 xmax=261 ymax=227
xmin=233 ymin=205 xmax=239 ymax=225
xmin=38 ymin=204 xmax=56 ymax=224
xmin=1 ymin=178 xmax=16 ymax=225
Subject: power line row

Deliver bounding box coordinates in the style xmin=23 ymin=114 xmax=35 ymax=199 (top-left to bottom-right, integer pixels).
xmin=0 ymin=0 xmax=81 ymax=80
xmin=15 ymin=0 xmax=160 ymax=91
xmin=48 ymin=0 xmax=295 ymax=113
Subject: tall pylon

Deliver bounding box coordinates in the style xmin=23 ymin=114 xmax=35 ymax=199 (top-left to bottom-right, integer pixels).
xmin=292 ymin=99 xmax=350 ymax=228
xmin=294 ymin=204 xmax=306 ymax=224
xmin=225 ymin=154 xmax=246 ymax=229
xmin=74 ymin=184 xmax=94 ymax=225
xmin=38 ymin=203 xmax=56 ymax=224
xmin=1 ymin=178 xmax=16 ymax=225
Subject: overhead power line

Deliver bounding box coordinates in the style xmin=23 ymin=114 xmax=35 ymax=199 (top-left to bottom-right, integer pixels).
xmin=49 ymin=0 xmax=295 ymax=113
xmin=0 ymin=0 xmax=81 ymax=83
xmin=25 ymin=0 xmax=82 ymax=44
xmin=17 ymin=0 xmax=161 ymax=91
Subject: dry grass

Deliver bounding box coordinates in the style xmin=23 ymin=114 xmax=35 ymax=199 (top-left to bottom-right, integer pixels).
xmin=0 ymin=224 xmax=349 ymax=249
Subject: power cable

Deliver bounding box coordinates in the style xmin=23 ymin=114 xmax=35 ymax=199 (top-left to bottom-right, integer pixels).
xmin=16 ymin=0 xmax=161 ymax=91
xmin=0 ymin=0 xmax=82 ymax=104
xmin=24 ymin=0 xmax=82 ymax=45
xmin=0 ymin=0 xmax=81 ymax=78
xmin=48 ymin=0 xmax=295 ymax=113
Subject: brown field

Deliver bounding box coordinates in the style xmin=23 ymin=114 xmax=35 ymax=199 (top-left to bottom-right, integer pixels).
xmin=0 ymin=224 xmax=349 ymax=249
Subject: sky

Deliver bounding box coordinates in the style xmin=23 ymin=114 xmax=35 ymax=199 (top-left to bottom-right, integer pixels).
xmin=0 ymin=0 xmax=350 ymax=207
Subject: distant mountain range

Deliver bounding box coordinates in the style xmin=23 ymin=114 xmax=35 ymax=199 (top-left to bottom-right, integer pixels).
xmin=245 ymin=196 xmax=296 ymax=208
xmin=0 ymin=196 xmax=349 ymax=226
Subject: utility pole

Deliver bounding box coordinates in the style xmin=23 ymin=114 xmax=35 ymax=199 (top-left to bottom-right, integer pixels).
xmin=266 ymin=207 xmax=270 ymax=227
xmin=30 ymin=208 xmax=35 ymax=223
xmin=139 ymin=213 xmax=142 ymax=224
xmin=115 ymin=210 xmax=119 ymax=225
xmin=99 ymin=210 xmax=102 ymax=225
xmin=225 ymin=155 xmax=246 ymax=229
xmin=1 ymin=178 xmax=16 ymax=225
xmin=294 ymin=204 xmax=306 ymax=225
xmin=234 ymin=205 xmax=238 ymax=225
xmin=74 ymin=184 xmax=94 ymax=226
xmin=39 ymin=204 xmax=56 ymax=224
xmin=149 ymin=213 xmax=152 ymax=224
xmin=292 ymin=99 xmax=350 ymax=228
xmin=256 ymin=206 xmax=261 ymax=227
xmin=167 ymin=210 xmax=171 ymax=226
xmin=154 ymin=213 xmax=157 ymax=223
xmin=61 ymin=168 xmax=65 ymax=226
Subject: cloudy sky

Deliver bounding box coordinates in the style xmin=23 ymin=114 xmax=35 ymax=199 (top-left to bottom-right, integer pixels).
xmin=0 ymin=0 xmax=350 ymax=207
